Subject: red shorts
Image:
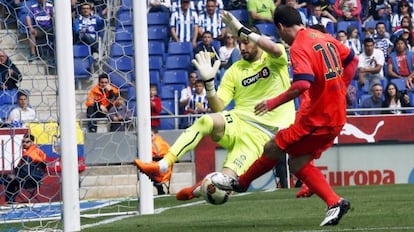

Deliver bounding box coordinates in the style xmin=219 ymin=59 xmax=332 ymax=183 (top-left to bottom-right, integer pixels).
xmin=275 ymin=123 xmax=342 ymax=159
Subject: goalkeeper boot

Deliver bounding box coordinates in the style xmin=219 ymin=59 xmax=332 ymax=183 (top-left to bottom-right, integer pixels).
xmin=320 ymin=198 xmax=351 ymax=226
xmin=211 ymin=173 xmax=247 ymax=193
xmin=134 ymin=159 xmax=163 ymax=183
xmin=176 ymin=181 xmax=202 ymax=201
xmin=296 ymin=183 xmax=314 ymax=198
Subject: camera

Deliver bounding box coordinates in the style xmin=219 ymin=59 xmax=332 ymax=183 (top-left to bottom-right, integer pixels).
xmin=401 ymin=90 xmax=408 ymax=95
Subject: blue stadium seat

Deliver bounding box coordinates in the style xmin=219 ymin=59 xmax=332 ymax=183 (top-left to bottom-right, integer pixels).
xmin=73 ymin=44 xmax=91 ymax=58
xmin=160 ymin=118 xmax=175 ymax=130
xmin=358 ymin=94 xmax=372 ymax=108
xmin=115 ymin=31 xmax=133 ymax=42
xmin=0 ymin=89 xmax=18 ymax=105
xmin=116 ymin=10 xmax=133 ymax=26
xmin=148 ymin=26 xmax=169 ymax=41
xmin=150 ymin=70 xmax=161 ymax=86
xmin=255 ymin=23 xmax=279 ymax=41
xmin=149 ymin=55 xmax=164 ymax=71
xmin=121 ymin=0 xmax=133 ymax=8
xmin=161 ymin=100 xmax=176 ymax=115
xmin=160 ymin=84 xmax=184 ymax=100
xmin=149 ymin=41 xmax=166 ymax=60
xmin=364 ymin=20 xmax=391 ymax=32
xmin=110 ymin=43 xmax=134 ymax=57
xmin=229 ymin=9 xmax=249 ymax=24
xmin=325 ymin=22 xmax=335 ymax=35
xmin=163 ymin=70 xmax=188 ymax=85
xmin=167 ymin=42 xmax=193 ymax=56
xmin=109 ymin=71 xmax=133 ymax=90
xmin=0 ymin=104 xmax=16 ymax=121
xmin=336 ymin=21 xmax=362 ymax=34
xmin=390 ymin=78 xmax=407 ymax=91
xmin=74 ymin=58 xmax=93 ymax=79
xmin=108 ymin=56 xmax=134 ymax=73
xmin=165 ymin=55 xmax=192 ymax=71
xmin=128 ymin=86 xmax=136 ymax=101
xmin=147 ymin=12 xmax=170 ymax=26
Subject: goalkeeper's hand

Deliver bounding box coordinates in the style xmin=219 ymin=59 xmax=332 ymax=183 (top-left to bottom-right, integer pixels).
xmin=192 ymin=51 xmax=220 ymax=97
xmin=221 ymin=11 xmax=261 ymax=43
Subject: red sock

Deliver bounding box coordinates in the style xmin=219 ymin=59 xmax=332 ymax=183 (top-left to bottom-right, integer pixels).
xmin=239 ymin=155 xmax=279 ymax=189
xmin=295 ymin=162 xmax=340 ymax=207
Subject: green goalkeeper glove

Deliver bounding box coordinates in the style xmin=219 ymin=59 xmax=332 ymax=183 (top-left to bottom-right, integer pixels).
xmin=221 ymin=11 xmax=261 ymax=43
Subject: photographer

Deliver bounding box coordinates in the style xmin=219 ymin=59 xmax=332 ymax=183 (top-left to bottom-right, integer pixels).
xmin=85 ymin=73 xmax=119 ymax=132
xmin=382 ymin=82 xmax=412 ymax=114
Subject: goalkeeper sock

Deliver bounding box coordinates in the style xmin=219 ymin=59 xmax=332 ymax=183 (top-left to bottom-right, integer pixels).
xmin=294 ymin=162 xmax=340 ymax=207
xmin=166 ymin=115 xmax=214 ymax=164
xmin=239 ymin=155 xmax=279 ymax=189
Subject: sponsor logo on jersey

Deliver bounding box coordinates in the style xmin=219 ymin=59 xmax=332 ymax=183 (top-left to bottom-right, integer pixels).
xmin=241 ymin=67 xmax=270 ymax=86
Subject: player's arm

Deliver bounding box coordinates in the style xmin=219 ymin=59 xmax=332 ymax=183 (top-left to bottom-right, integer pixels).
xmin=221 ymin=11 xmax=283 ymax=58
xmin=254 ymin=80 xmax=310 ymax=116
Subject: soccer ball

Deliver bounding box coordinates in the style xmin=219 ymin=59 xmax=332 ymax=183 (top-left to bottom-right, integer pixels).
xmin=200 ymin=172 xmax=231 ymax=205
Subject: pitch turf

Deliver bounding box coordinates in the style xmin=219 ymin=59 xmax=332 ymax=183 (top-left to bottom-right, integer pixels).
xmin=81 ymin=184 xmax=414 ymax=232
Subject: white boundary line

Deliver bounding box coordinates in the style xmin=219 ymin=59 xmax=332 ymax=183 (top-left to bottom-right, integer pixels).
xmin=283 ymin=227 xmax=414 ymax=232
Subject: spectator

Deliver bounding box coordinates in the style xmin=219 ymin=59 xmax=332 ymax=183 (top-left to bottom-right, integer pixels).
xmin=333 ymin=0 xmax=361 ymax=22
xmin=285 ymin=0 xmax=307 ymax=25
xmin=247 ymin=0 xmax=275 ymax=24
xmin=390 ymin=0 xmax=413 ymax=32
xmin=336 ymin=30 xmax=359 ymax=54
xmin=148 ymin=0 xmax=172 ymax=14
xmin=179 ymin=71 xmax=203 ymax=128
xmin=311 ymin=0 xmax=336 ymax=17
xmin=346 ymin=84 xmax=358 ymax=114
xmin=26 ymin=0 xmax=54 ymax=61
xmin=170 ymin=0 xmax=199 ymax=48
xmin=307 ymin=4 xmax=337 ymax=28
xmin=8 ymin=91 xmax=37 ymax=126
xmin=347 ymin=25 xmax=362 ymax=55
xmin=387 ymin=37 xmax=414 ymax=80
xmin=392 ymin=28 xmax=414 ymax=51
xmin=358 ymin=37 xmax=385 ymax=87
xmin=360 ymin=83 xmax=384 ymax=115
xmin=184 ymin=79 xmax=209 ymax=125
xmin=107 ymin=97 xmax=132 ymax=132
xmin=73 ymin=2 xmax=105 ymax=55
xmin=373 ymin=21 xmax=393 ymax=60
xmin=193 ymin=31 xmax=220 ymax=64
xmin=382 ymin=82 xmax=411 ymax=114
xmin=72 ymin=0 xmax=108 ymax=18
xmin=219 ymin=33 xmax=240 ymax=70
xmin=85 ymin=73 xmax=119 ymax=133
xmin=0 ymin=49 xmax=22 ymax=90
xmin=150 ymin=84 xmax=162 ymax=130
xmin=171 ymin=0 xmax=196 ymax=13
xmin=196 ymin=0 xmax=224 ymax=15
xmin=151 ymin=127 xmax=172 ymax=195
xmin=198 ymin=0 xmax=225 ymax=41
xmin=367 ymin=0 xmax=392 ymax=21
xmin=1 ymin=134 xmax=46 ymax=204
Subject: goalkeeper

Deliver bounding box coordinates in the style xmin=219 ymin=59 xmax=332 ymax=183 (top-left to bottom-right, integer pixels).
xmin=134 ymin=21 xmax=295 ymax=200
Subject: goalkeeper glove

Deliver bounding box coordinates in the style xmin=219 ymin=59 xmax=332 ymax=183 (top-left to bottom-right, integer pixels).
xmin=221 ymin=11 xmax=261 ymax=43
xmin=192 ymin=51 xmax=221 ymax=97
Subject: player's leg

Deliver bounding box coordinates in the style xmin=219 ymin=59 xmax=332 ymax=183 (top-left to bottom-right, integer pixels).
xmin=134 ymin=113 xmax=225 ymax=179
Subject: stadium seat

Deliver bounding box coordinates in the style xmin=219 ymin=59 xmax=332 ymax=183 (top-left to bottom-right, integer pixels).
xmin=167 ymin=42 xmax=193 ymax=57
xmin=390 ymin=78 xmax=407 ymax=92
xmin=0 ymin=89 xmax=18 ymax=105
xmin=148 ymin=26 xmax=169 ymax=41
xmin=228 ymin=9 xmax=249 ymax=24
xmin=109 ymin=71 xmax=133 ymax=90
xmin=150 ymin=70 xmax=161 ymax=86
xmin=161 ymin=100 xmax=176 ymax=115
xmin=0 ymin=104 xmax=16 ymax=121
xmin=108 ymin=56 xmax=134 ymax=72
xmin=325 ymin=22 xmax=335 ymax=35
xmin=160 ymin=84 xmax=184 ymax=100
xmin=160 ymin=118 xmax=176 ymax=130
xmin=116 ymin=10 xmax=133 ymax=26
xmin=128 ymin=86 xmax=136 ymax=101
xmin=74 ymin=58 xmax=93 ymax=80
xmin=148 ymin=41 xmax=166 ymax=60
xmin=121 ymin=0 xmax=133 ymax=8
xmin=115 ymin=31 xmax=133 ymax=42
xmin=364 ymin=20 xmax=391 ymax=32
xmin=147 ymin=12 xmax=170 ymax=26
xmin=73 ymin=44 xmax=91 ymax=58
xmin=149 ymin=55 xmax=164 ymax=72
xmin=255 ymin=23 xmax=279 ymax=41
xmin=358 ymin=94 xmax=372 ymax=108
xmin=165 ymin=55 xmax=192 ymax=71
xmin=163 ymin=70 xmax=188 ymax=85
xmin=336 ymin=21 xmax=362 ymax=34
xmin=110 ymin=43 xmax=134 ymax=57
